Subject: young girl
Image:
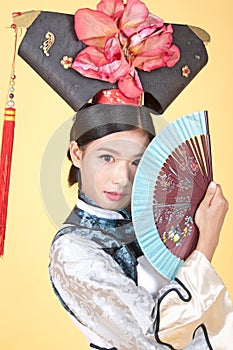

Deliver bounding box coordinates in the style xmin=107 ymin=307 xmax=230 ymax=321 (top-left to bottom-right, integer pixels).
xmin=14 ymin=2 xmax=233 ymax=348
xmin=49 ymin=100 xmax=233 ymax=350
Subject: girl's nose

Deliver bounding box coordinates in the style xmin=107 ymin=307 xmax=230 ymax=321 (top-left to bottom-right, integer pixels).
xmin=112 ymin=159 xmax=131 ymax=186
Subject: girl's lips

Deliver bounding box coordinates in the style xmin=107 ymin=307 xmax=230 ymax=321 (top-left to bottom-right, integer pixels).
xmin=104 ymin=191 xmax=125 ymax=201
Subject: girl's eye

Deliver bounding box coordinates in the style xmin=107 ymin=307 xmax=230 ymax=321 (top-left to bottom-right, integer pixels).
xmin=132 ymin=159 xmax=141 ymax=166
xmin=101 ymin=154 xmax=114 ymax=163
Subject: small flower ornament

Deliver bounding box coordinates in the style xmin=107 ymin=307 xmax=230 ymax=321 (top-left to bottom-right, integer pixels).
xmin=72 ymin=0 xmax=180 ymax=98
xmin=60 ymin=56 xmax=73 ymax=69
xmin=182 ymin=64 xmax=191 ymax=78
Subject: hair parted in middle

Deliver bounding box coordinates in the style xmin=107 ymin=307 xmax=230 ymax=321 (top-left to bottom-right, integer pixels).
xmin=67 ymin=103 xmax=156 ymax=186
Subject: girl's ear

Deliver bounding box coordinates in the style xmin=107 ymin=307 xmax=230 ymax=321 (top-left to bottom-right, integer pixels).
xmin=69 ymin=141 xmax=83 ymax=168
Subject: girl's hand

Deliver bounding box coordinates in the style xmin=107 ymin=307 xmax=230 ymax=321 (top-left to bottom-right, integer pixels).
xmin=195 ymin=181 xmax=229 ymax=261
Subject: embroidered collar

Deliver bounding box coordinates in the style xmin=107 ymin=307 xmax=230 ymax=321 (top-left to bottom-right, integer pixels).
xmin=62 ymin=190 xmax=136 ymax=246
xmin=78 ymin=190 xmax=131 ymax=220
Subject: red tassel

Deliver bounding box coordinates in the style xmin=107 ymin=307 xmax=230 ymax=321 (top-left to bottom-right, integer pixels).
xmin=0 ymin=24 xmax=18 ymax=256
xmin=0 ymin=108 xmax=15 ymax=255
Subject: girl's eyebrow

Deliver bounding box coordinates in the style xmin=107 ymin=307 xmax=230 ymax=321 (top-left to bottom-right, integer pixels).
xmin=96 ymin=147 xmax=119 ymax=155
xmin=96 ymin=147 xmax=144 ymax=158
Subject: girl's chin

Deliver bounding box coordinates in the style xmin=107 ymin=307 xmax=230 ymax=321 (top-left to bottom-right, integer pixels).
xmin=100 ymin=197 xmax=130 ymax=211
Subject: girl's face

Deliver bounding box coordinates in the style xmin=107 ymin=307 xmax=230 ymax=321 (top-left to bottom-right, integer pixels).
xmin=70 ymin=129 xmax=150 ymax=211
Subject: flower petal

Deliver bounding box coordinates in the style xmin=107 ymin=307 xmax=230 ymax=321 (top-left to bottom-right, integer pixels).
xmin=118 ymin=69 xmax=143 ymax=98
xmin=72 ymin=46 xmax=108 ymax=79
xmin=129 ymin=26 xmax=160 ymax=48
xmin=104 ymin=37 xmax=122 ymax=62
xmin=131 ymin=13 xmax=164 ymax=37
xmin=74 ymin=8 xmax=118 ymax=47
xmin=119 ymin=0 xmax=149 ymax=36
xmin=133 ymin=53 xmax=166 ymax=71
xmin=99 ymin=56 xmax=131 ymax=84
xmin=139 ymin=13 xmax=164 ymax=30
xmin=129 ymin=14 xmax=165 ymax=49
xmin=135 ymin=26 xmax=172 ymax=54
xmin=166 ymin=45 xmax=181 ymax=67
xmin=134 ymin=42 xmax=180 ymax=71
xmin=97 ymin=0 xmax=124 ymax=19
xmin=72 ymin=46 xmax=130 ymax=84
xmin=133 ymin=25 xmax=180 ymax=71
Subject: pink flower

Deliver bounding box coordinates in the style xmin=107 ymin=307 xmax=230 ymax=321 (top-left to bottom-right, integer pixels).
xmin=72 ymin=0 xmax=180 ymax=98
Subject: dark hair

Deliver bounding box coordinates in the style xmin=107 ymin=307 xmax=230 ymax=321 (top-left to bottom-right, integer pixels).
xmin=67 ymin=104 xmax=156 ymax=186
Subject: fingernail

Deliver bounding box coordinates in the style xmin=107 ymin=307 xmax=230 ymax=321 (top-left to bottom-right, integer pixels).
xmin=209 ymin=181 xmax=216 ymax=188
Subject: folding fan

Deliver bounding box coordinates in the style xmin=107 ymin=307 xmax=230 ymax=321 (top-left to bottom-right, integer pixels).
xmin=132 ymin=111 xmax=212 ymax=280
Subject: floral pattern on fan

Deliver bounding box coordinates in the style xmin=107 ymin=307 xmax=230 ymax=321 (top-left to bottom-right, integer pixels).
xmin=161 ymin=215 xmax=193 ymax=247
xmin=153 ymin=136 xmax=211 ymax=260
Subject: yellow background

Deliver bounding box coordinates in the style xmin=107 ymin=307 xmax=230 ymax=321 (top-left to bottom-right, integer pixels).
xmin=0 ymin=1 xmax=232 ymax=349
